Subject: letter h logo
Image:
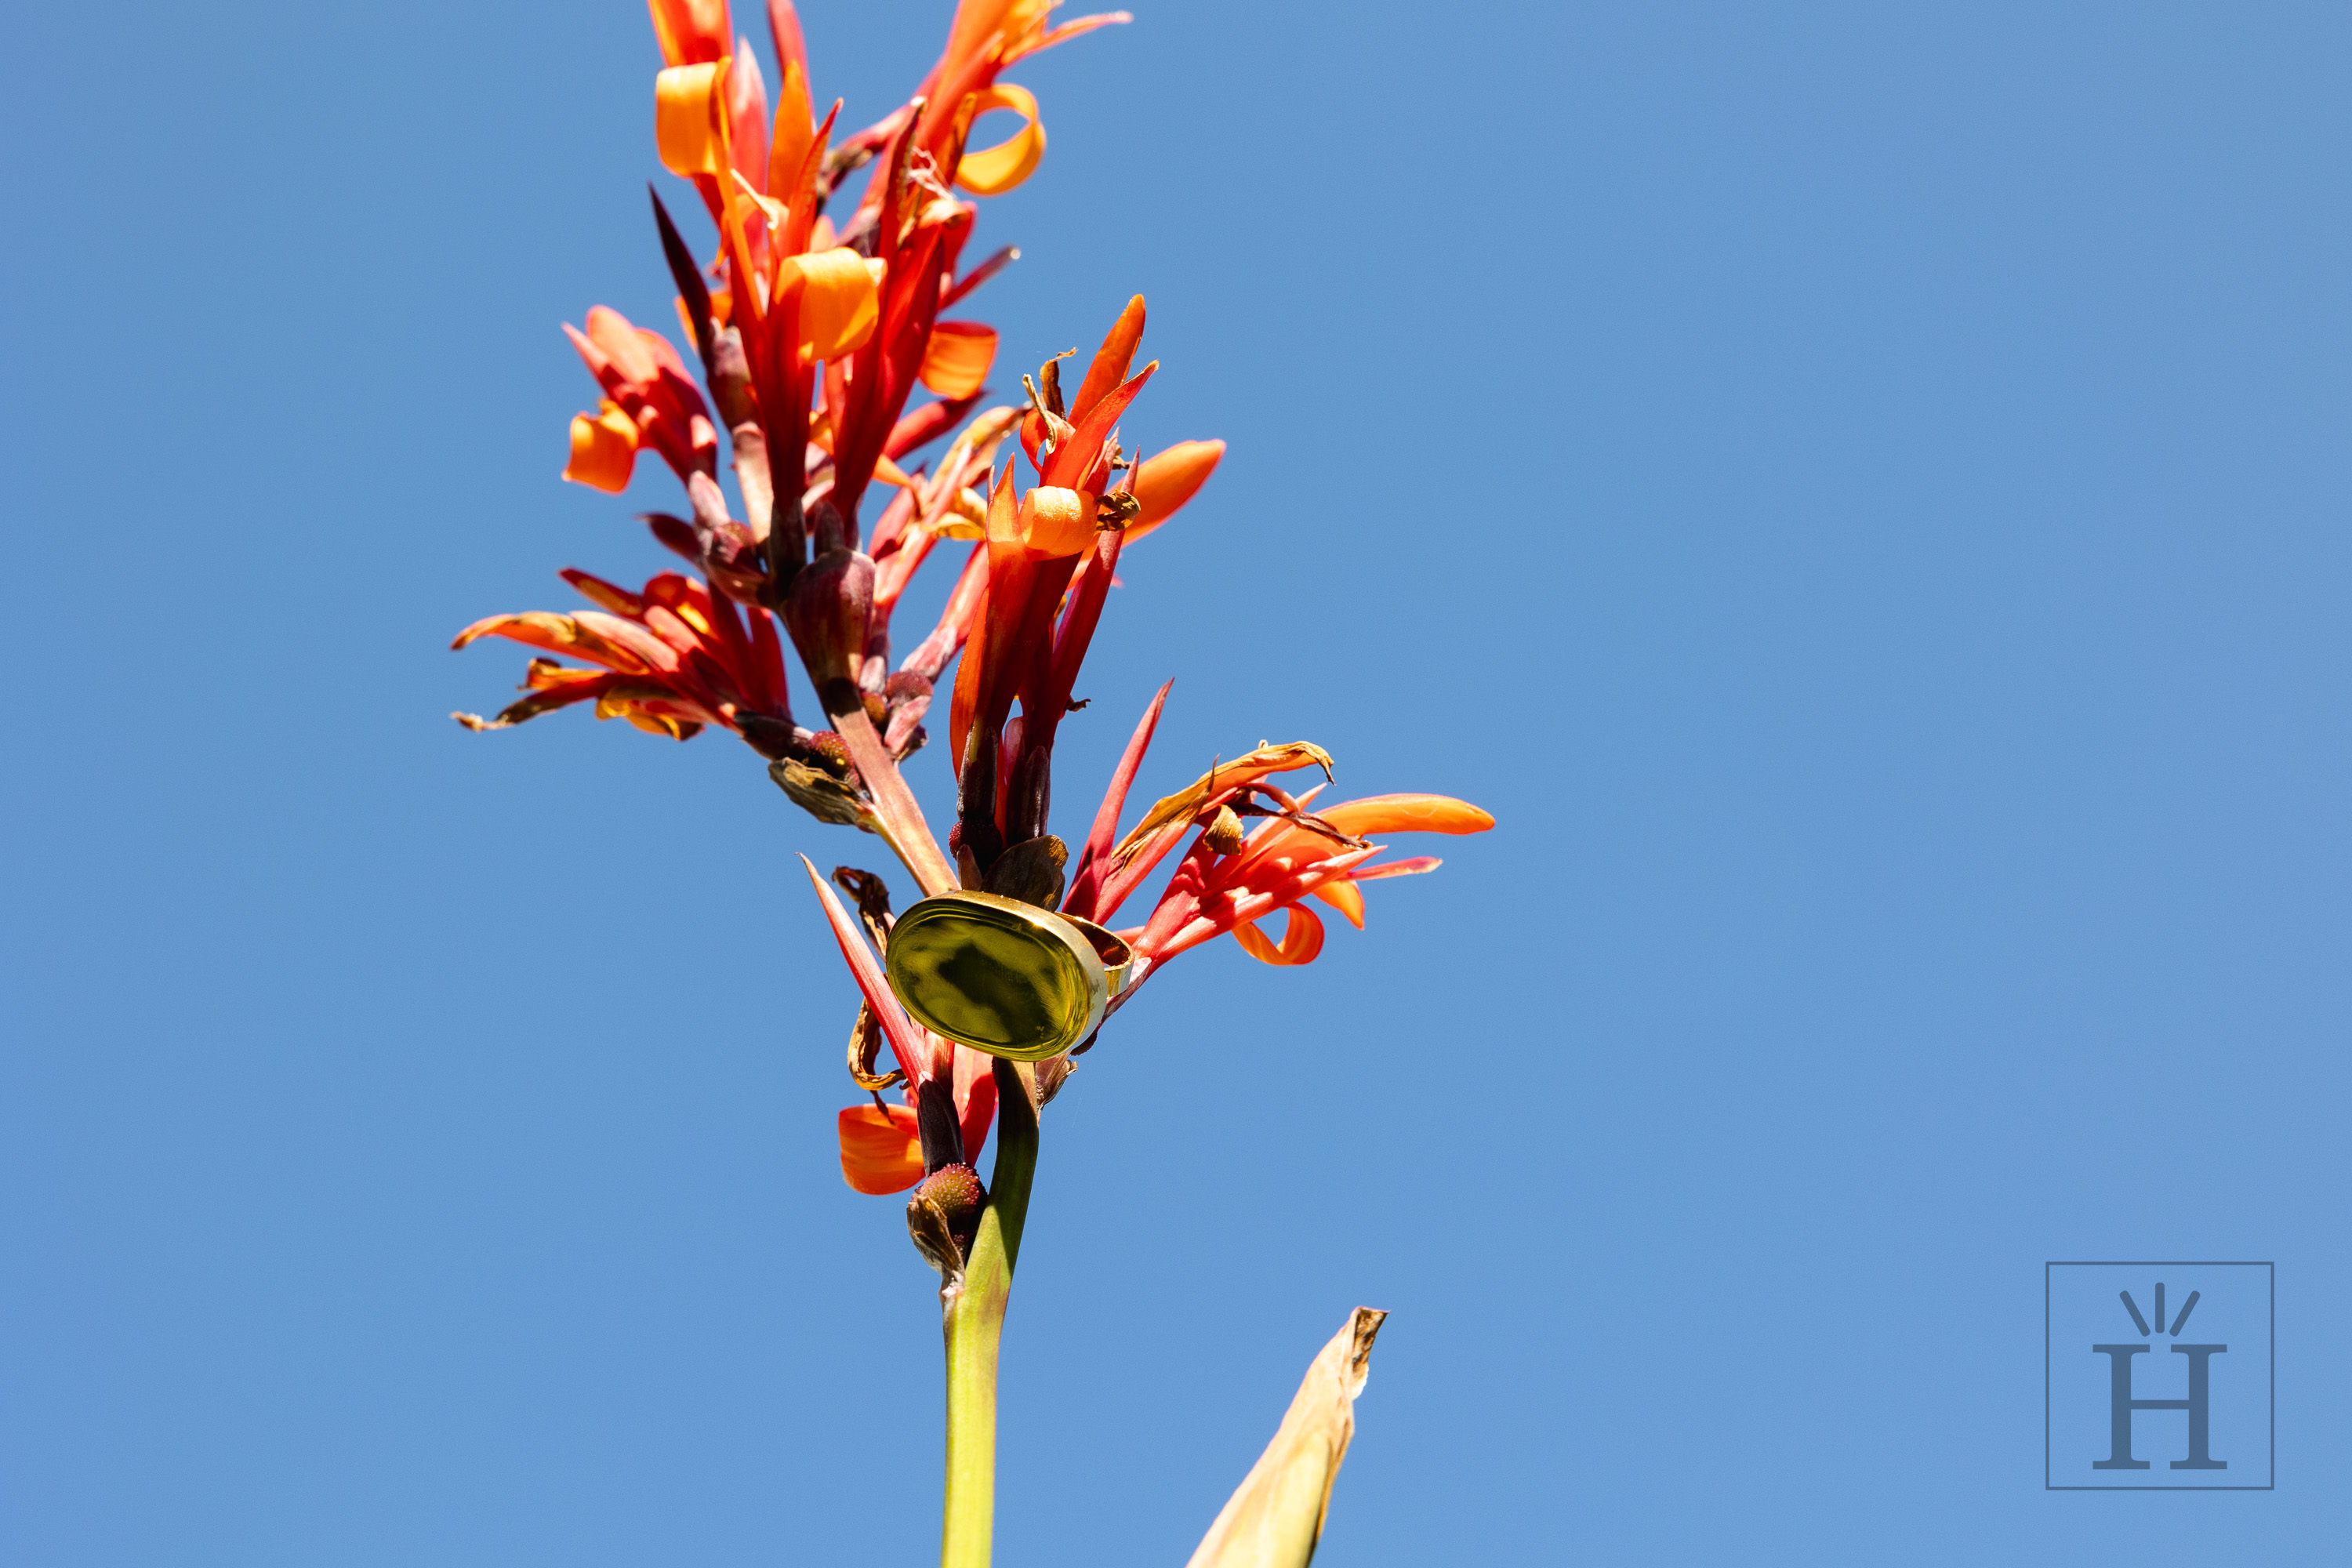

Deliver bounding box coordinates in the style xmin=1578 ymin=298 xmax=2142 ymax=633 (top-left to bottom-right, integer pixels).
xmin=2091 ymin=1280 xmax=2225 ymax=1470
xmin=2047 ymin=1261 xmax=2273 ymax=1490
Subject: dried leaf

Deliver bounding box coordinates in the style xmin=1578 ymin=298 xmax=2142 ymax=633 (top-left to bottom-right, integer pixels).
xmin=1183 ymin=1308 xmax=1387 ymax=1568
xmin=1112 ymin=743 xmax=1336 ymax=864
xmin=846 ymin=1004 xmax=903 ymax=1091
xmin=906 ymin=1188 xmax=964 ymax=1281
xmin=984 ymin=833 xmax=1068 ymax=909
xmin=770 ymin=757 xmax=879 ymax=831
xmin=833 ymin=865 xmax=895 ymax=946
xmin=1033 ymin=1052 xmax=1076 ymax=1105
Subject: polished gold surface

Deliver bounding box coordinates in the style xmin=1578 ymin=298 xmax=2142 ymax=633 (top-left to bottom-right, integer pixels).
xmin=886 ymin=891 xmax=1124 ymax=1060
xmin=1063 ymin=916 xmax=1134 ymax=998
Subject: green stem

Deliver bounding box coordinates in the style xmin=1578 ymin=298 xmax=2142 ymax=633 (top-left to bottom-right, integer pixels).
xmin=940 ymin=1059 xmax=1039 ymax=1568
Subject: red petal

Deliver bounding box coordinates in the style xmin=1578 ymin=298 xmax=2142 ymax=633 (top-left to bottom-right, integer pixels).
xmin=800 ymin=855 xmax=940 ymax=1086
xmin=1067 ymin=295 xmax=1145 ymax=424
xmin=1063 ymin=680 xmax=1173 ymax=924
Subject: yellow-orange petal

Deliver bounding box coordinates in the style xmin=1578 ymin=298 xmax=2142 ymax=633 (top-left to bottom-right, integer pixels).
xmin=597 ymin=694 xmax=699 ymax=740
xmin=1123 ymin=439 xmax=1225 ymax=543
xmin=1232 ymin=905 xmax=1327 ymax=967
xmin=954 ymin=83 xmax=1045 ymax=196
xmin=1316 ymin=795 xmax=1496 ymax=839
xmin=564 ymin=401 xmax=641 ymax=492
xmin=1017 ymin=485 xmax=1096 ymax=558
xmin=1311 ymin=879 xmax=1367 ymax=929
xmin=838 ymin=1103 xmax=925 ymax=1194
xmin=779 ymin=245 xmax=880 ymax=361
xmin=768 ymin=58 xmax=814 ymax=202
xmin=920 ymin=320 xmax=999 ymax=399
xmin=655 ymin=59 xmax=729 ymax=178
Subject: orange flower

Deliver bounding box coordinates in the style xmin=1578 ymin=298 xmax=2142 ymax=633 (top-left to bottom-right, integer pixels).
xmin=559 ymin=306 xmax=717 ymax=491
xmin=1121 ymin=790 xmax=1494 ymax=975
xmin=484 ymin=2 xmax=1151 ymax=809
xmin=895 ymin=0 xmax=1132 ymax=202
xmin=1058 ymin=699 xmax=1493 ymax=990
xmin=942 ymin=296 xmax=1230 ymax=876
xmin=451 ymin=568 xmax=789 ymax=740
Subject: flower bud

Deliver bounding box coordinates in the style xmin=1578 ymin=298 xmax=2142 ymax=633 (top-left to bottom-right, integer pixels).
xmin=916 ymin=1163 xmax=985 ymax=1232
xmin=803 ymin=729 xmax=853 ymax=778
xmin=909 ymin=1162 xmax=987 ymax=1267
xmin=782 ymin=546 xmax=875 ymax=688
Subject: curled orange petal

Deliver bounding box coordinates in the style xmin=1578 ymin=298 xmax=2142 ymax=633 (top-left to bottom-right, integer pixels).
xmin=779 ymin=246 xmax=880 ymax=361
xmin=920 ymin=320 xmax=999 ymax=399
xmin=1232 ymin=905 xmax=1326 ymax=967
xmin=1123 ymin=439 xmax=1225 ymax=543
xmin=564 ymin=401 xmax=641 ymax=492
xmin=1316 ymin=795 xmax=1496 ymax=839
xmin=655 ymin=59 xmax=730 ymax=177
xmin=1017 ymin=485 xmax=1096 ymax=559
xmin=837 ymin=1103 xmax=925 ymax=1194
xmin=954 ymin=83 xmax=1045 ymax=195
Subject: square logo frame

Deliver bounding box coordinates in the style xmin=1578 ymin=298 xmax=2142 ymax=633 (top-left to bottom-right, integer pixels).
xmin=2045 ymin=1261 xmax=2274 ymax=1490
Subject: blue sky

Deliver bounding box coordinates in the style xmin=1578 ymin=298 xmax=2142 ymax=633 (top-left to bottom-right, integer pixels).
xmin=3 ymin=2 xmax=2348 ymax=1563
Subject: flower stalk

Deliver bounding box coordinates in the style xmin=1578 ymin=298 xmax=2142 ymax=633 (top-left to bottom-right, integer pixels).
xmin=941 ymin=1058 xmax=1040 ymax=1568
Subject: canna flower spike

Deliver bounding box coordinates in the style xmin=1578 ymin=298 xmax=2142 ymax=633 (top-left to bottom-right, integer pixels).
xmin=452 ymin=7 xmax=1486 ymax=1566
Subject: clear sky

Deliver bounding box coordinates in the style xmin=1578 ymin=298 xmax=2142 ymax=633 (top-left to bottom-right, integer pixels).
xmin=4 ymin=2 xmax=2348 ymax=1563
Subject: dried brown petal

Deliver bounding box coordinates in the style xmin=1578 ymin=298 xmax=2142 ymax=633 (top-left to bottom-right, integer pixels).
xmin=845 ymin=1004 xmax=904 ymax=1092
xmin=832 ymin=866 xmax=895 ymax=942
xmin=983 ymin=834 xmax=1068 ymax=909
xmin=906 ymin=1189 xmax=964 ymax=1281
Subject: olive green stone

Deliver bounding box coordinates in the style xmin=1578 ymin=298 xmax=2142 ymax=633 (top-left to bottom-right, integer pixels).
xmin=886 ymin=892 xmax=1104 ymax=1061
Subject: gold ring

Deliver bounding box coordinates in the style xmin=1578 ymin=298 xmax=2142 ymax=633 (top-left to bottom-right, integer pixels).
xmin=885 ymin=891 xmax=1133 ymax=1061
